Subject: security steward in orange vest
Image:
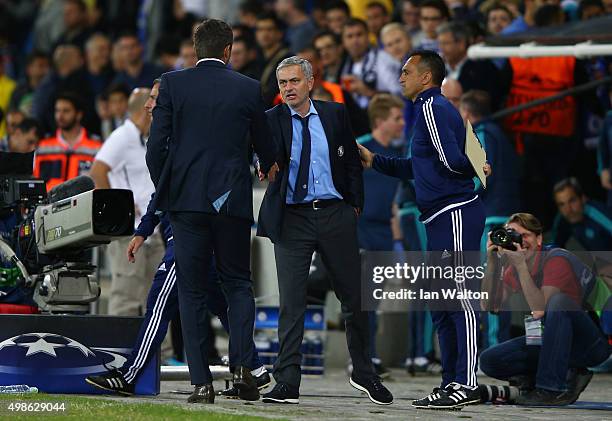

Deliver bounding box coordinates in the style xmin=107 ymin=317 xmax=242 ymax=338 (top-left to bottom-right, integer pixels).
xmin=34 ymin=93 xmax=102 ymax=192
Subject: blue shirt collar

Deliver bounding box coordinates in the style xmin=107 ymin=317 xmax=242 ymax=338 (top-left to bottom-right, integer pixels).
xmin=288 ymin=99 xmax=318 ymax=118
xmin=415 ymin=87 xmax=441 ymax=103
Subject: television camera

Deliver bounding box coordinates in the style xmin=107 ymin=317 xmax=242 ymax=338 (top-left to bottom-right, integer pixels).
xmin=0 ymin=151 xmax=134 ymax=313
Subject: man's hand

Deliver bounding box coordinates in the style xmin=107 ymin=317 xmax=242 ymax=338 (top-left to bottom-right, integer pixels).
xmin=127 ymin=235 xmax=145 ymax=263
xmin=601 ymin=169 xmax=612 ymax=190
xmin=257 ymin=161 xmax=280 ymax=182
xmin=485 ymin=232 xmax=499 ymax=258
xmin=357 ymin=143 xmax=374 ymax=168
xmin=256 ymin=160 xmax=264 ymax=181
xmin=268 ymin=163 xmax=279 ymax=182
xmin=498 ymin=242 xmax=527 ymax=267
xmin=483 ymin=162 xmax=492 ymax=177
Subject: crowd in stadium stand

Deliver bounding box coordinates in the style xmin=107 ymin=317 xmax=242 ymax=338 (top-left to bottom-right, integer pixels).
xmin=1 ymin=0 xmax=611 ymax=374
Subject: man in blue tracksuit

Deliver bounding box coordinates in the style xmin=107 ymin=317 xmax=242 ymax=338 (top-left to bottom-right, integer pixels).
xmin=85 ymin=194 xmax=270 ymax=397
xmin=359 ymin=50 xmax=489 ymax=409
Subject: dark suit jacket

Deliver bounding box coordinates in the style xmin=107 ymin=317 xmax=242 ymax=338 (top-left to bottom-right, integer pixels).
xmin=256 ymin=100 xmax=364 ymax=243
xmin=146 ymin=60 xmax=276 ymax=221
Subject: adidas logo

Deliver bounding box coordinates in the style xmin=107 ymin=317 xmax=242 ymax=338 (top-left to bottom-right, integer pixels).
xmin=441 ymin=249 xmax=452 ymax=259
xmin=158 ymin=263 xmax=166 ymax=271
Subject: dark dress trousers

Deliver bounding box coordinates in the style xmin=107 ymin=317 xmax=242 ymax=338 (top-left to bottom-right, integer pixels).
xmin=257 ymin=100 xmax=377 ymax=388
xmin=147 ymin=60 xmax=276 ymax=385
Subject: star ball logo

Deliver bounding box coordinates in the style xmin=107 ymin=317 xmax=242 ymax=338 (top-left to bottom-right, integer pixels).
xmin=0 ymin=332 xmax=131 ymax=376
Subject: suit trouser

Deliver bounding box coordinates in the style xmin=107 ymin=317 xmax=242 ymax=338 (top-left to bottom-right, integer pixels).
xmin=170 ymin=211 xmax=255 ymax=385
xmin=108 ymin=233 xmax=165 ymax=316
xmin=358 ymin=221 xmax=393 ymax=361
xmin=273 ymin=202 xmax=376 ymax=388
xmin=119 ymin=242 xmax=263 ymax=384
xmin=425 ymin=199 xmax=485 ymax=388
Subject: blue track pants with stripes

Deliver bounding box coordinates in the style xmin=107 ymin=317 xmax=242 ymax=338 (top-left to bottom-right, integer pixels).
xmin=119 ymin=242 xmax=262 ymax=384
xmin=425 ymin=199 xmax=485 ymax=388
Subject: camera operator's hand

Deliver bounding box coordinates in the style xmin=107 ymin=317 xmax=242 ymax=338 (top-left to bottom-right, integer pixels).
xmin=498 ymin=242 xmax=527 ymax=268
xmin=127 ymin=235 xmax=145 ymax=263
xmin=486 ymin=232 xmax=498 ymax=257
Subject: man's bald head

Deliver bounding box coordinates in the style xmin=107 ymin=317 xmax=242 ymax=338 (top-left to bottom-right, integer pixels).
xmin=441 ymin=78 xmax=463 ymax=109
xmin=128 ymin=88 xmax=151 ymax=116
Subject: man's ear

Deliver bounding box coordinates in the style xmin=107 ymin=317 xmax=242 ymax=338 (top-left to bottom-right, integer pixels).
xmin=223 ymin=44 xmax=232 ymax=64
xmin=421 ymin=70 xmax=432 ymax=86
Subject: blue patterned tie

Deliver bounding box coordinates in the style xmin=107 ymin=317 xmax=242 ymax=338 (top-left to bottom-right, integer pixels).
xmin=293 ymin=114 xmax=311 ymax=203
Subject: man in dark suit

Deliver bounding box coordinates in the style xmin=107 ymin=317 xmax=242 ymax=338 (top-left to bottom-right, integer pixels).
xmin=257 ymin=56 xmax=393 ymax=406
xmin=146 ymin=19 xmax=277 ymax=404
xmin=437 ymin=22 xmax=502 ymax=109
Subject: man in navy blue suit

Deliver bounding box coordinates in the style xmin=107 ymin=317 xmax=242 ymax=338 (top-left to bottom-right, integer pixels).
xmin=146 ymin=19 xmax=277 ymax=404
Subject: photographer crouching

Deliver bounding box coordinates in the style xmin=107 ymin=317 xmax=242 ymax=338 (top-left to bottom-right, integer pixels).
xmin=480 ymin=213 xmax=611 ymax=406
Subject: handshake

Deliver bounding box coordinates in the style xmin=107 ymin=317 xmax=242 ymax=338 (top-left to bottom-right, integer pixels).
xmin=256 ymin=161 xmax=280 ymax=182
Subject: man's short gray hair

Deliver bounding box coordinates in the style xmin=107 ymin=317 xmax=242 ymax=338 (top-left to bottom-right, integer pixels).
xmin=436 ymin=22 xmax=471 ymax=43
xmin=276 ymin=56 xmax=314 ymax=80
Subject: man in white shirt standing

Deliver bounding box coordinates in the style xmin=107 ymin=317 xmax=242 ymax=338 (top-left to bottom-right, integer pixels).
xmin=90 ymin=87 xmax=165 ymax=316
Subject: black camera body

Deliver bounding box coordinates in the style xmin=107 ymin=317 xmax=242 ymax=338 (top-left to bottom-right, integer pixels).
xmin=490 ymin=226 xmax=523 ymax=251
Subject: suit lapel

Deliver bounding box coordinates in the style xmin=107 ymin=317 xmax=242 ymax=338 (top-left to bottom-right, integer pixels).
xmin=279 ymin=104 xmax=293 ymax=157
xmin=313 ymin=100 xmax=337 ymax=164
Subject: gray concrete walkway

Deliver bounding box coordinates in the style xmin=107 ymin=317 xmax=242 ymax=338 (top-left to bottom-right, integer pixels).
xmin=87 ymin=369 xmax=612 ymax=420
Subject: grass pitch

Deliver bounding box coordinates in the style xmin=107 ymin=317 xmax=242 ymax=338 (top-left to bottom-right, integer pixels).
xmin=0 ymin=393 xmax=280 ymax=420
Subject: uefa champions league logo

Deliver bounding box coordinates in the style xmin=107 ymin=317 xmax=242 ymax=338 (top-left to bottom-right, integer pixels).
xmin=0 ymin=333 xmax=95 ymax=357
xmin=0 ymin=332 xmax=131 ymax=375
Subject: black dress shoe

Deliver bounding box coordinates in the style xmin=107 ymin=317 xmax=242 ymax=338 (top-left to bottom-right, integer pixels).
xmin=220 ymin=370 xmax=272 ymax=398
xmin=233 ymin=366 xmax=260 ymax=401
xmin=187 ymin=384 xmax=215 ymax=404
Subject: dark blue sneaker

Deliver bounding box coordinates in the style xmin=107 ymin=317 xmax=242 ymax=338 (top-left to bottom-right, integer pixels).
xmin=262 ymin=382 xmax=300 ymax=404
xmin=349 ymin=376 xmax=393 ymax=405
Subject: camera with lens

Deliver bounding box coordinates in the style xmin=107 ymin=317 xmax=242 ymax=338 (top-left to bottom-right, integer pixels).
xmin=490 ymin=226 xmax=523 ymax=251
xmin=0 ymin=151 xmax=134 ymax=313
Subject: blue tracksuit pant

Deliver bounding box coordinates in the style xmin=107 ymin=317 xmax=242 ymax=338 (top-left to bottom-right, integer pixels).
xmin=120 ymin=241 xmax=262 ymax=384
xmin=425 ymin=199 xmax=485 ymax=388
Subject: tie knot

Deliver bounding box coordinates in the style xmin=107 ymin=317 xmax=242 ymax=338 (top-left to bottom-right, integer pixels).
xmin=293 ymin=114 xmax=310 ymax=125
